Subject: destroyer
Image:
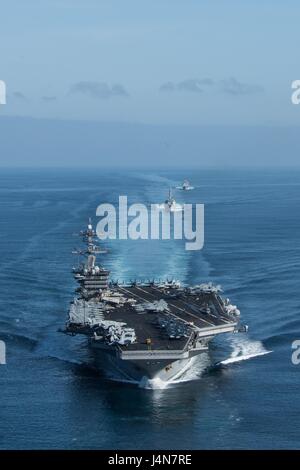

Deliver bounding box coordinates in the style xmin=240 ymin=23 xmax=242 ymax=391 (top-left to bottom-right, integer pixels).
xmin=156 ymin=188 xmax=183 ymax=212
xmin=64 ymin=220 xmax=246 ymax=385
xmin=176 ymin=179 xmax=194 ymax=191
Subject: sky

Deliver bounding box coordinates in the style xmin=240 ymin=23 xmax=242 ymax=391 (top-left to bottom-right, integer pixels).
xmin=0 ymin=1 xmax=300 ymax=167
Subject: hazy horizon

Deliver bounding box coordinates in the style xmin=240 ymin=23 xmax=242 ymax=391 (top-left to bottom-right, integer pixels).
xmin=1 ymin=115 xmax=300 ymax=168
xmin=1 ymin=1 xmax=300 ymax=168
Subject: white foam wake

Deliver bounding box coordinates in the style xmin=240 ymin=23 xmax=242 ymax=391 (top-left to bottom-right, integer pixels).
xmin=139 ymin=355 xmax=211 ymax=390
xmin=219 ymin=336 xmax=272 ymax=365
xmin=105 ymin=338 xmax=272 ymax=389
xmin=154 ymin=203 xmax=184 ymax=212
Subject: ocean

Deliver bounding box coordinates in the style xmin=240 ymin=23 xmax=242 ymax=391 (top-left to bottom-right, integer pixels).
xmin=0 ymin=168 xmax=299 ymax=449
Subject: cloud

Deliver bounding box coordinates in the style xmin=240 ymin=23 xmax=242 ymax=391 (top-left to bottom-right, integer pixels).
xmin=160 ymin=78 xmax=214 ymax=93
xmin=178 ymin=78 xmax=214 ymax=93
xmin=220 ymin=77 xmax=264 ymax=95
xmin=69 ymin=81 xmax=129 ymax=99
xmin=160 ymin=77 xmax=263 ymax=96
xmin=42 ymin=96 xmax=57 ymax=102
xmin=12 ymin=91 xmax=26 ymax=100
xmin=160 ymin=81 xmax=175 ymax=92
xmin=177 ymin=80 xmax=203 ymax=93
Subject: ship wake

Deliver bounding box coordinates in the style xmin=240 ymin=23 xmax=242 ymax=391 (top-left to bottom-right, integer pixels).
xmin=104 ymin=337 xmax=272 ymax=389
xmin=139 ymin=355 xmax=211 ymax=390
xmin=218 ymin=335 xmax=272 ymax=365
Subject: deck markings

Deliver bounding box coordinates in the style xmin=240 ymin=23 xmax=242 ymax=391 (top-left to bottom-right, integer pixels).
xmin=117 ymin=285 xmax=192 ymax=349
xmin=145 ymin=286 xmax=215 ymax=327
xmin=149 ymin=285 xmax=233 ymax=325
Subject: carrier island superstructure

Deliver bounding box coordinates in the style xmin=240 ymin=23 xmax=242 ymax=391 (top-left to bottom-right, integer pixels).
xmin=64 ymin=220 xmax=246 ymax=384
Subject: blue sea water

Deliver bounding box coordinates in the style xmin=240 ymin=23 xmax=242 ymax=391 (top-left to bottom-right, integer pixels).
xmin=0 ymin=168 xmax=300 ymax=449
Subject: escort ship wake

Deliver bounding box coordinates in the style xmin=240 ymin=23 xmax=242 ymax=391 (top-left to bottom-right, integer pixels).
xmin=176 ymin=179 xmax=194 ymax=191
xmin=64 ymin=220 xmax=246 ymax=385
xmin=156 ymin=188 xmax=183 ymax=212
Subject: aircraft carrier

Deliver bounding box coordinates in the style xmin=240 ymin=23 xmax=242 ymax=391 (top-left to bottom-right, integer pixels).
xmin=64 ymin=220 xmax=246 ymax=385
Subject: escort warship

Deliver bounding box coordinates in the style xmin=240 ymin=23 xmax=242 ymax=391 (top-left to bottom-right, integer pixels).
xmin=64 ymin=220 xmax=246 ymax=385
xmin=176 ymin=179 xmax=194 ymax=191
xmin=156 ymin=188 xmax=183 ymax=212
